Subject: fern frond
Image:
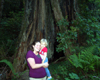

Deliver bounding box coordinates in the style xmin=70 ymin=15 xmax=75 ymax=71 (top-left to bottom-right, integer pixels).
xmin=0 ymin=59 xmax=16 ymax=75
xmin=69 ymin=54 xmax=83 ymax=68
xmin=69 ymin=45 xmax=100 ymax=72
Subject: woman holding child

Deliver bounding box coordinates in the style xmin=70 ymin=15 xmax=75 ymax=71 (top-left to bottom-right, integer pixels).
xmin=26 ymin=40 xmax=49 ymax=80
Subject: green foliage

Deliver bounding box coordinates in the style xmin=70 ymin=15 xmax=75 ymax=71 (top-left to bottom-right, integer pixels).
xmin=2 ymin=0 xmax=24 ymax=17
xmin=68 ymin=54 xmax=83 ymax=68
xmin=49 ymin=55 xmax=100 ymax=80
xmin=65 ymin=78 xmax=70 ymax=80
xmin=49 ymin=61 xmax=71 ymax=79
xmin=68 ymin=46 xmax=100 ymax=72
xmin=53 ymin=1 xmax=100 ymax=79
xmin=56 ymin=18 xmax=78 ymax=53
xmin=57 ymin=18 xmax=69 ymax=27
xmin=49 ymin=59 xmax=100 ymax=80
xmin=0 ymin=59 xmax=27 ymax=80
xmin=0 ymin=0 xmax=24 ymax=57
xmin=0 ymin=39 xmax=17 ymax=59
xmin=49 ymin=61 xmax=80 ymax=80
xmin=56 ymin=0 xmax=100 ymax=55
xmin=58 ymin=65 xmax=68 ymax=78
xmin=0 ymin=60 xmax=16 ymax=76
xmin=72 ymin=14 xmax=100 ymax=45
xmin=0 ymin=46 xmax=6 ymax=60
xmin=49 ymin=60 xmax=80 ymax=80
xmin=50 ymin=78 xmax=55 ymax=80
xmin=0 ymin=9 xmax=24 ymax=39
xmin=69 ymin=73 xmax=80 ymax=80
xmin=56 ymin=14 xmax=100 ymax=54
xmin=65 ymin=73 xmax=80 ymax=80
xmin=77 ymin=0 xmax=100 ymax=43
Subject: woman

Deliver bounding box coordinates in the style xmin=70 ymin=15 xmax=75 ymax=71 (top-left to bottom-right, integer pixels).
xmin=26 ymin=41 xmax=49 ymax=80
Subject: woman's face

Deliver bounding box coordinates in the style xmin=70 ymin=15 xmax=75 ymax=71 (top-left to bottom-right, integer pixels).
xmin=33 ymin=42 xmax=41 ymax=52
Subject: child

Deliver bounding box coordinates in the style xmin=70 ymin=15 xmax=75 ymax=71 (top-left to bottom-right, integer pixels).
xmin=39 ymin=39 xmax=52 ymax=80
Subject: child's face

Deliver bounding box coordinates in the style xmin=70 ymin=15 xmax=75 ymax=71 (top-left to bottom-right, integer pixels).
xmin=41 ymin=43 xmax=46 ymax=49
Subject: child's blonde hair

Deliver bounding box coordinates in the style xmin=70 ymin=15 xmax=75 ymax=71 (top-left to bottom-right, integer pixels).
xmin=40 ymin=39 xmax=48 ymax=46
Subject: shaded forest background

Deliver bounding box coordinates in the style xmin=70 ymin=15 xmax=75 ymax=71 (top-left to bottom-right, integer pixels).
xmin=0 ymin=0 xmax=100 ymax=80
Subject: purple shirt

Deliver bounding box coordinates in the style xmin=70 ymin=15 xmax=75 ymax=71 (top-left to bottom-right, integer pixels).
xmin=26 ymin=50 xmax=46 ymax=78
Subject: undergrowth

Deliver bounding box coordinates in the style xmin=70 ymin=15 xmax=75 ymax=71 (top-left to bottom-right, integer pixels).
xmin=49 ymin=45 xmax=100 ymax=80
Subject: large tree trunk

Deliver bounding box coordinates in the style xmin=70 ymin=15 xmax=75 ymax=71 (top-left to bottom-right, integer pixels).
xmin=13 ymin=0 xmax=77 ymax=72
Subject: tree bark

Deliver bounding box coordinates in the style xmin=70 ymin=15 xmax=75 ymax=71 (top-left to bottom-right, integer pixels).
xmin=13 ymin=0 xmax=77 ymax=72
xmin=13 ymin=0 xmax=55 ymax=72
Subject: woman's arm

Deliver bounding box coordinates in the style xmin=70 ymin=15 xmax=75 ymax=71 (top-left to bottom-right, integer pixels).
xmin=27 ymin=58 xmax=48 ymax=69
xmin=42 ymin=52 xmax=47 ymax=63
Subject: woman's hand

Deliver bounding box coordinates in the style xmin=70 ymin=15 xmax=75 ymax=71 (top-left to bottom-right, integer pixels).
xmin=43 ymin=62 xmax=49 ymax=68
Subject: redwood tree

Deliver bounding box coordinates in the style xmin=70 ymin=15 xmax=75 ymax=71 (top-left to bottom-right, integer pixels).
xmin=13 ymin=0 xmax=78 ymax=72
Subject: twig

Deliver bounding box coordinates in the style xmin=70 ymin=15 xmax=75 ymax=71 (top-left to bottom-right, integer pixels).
xmin=53 ymin=57 xmax=65 ymax=63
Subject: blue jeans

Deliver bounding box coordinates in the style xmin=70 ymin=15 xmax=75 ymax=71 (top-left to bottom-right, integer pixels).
xmin=44 ymin=57 xmax=51 ymax=77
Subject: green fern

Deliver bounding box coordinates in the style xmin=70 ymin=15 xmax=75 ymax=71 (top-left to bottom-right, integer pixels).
xmin=68 ymin=45 xmax=100 ymax=72
xmin=0 ymin=59 xmax=16 ymax=75
xmin=68 ymin=54 xmax=83 ymax=68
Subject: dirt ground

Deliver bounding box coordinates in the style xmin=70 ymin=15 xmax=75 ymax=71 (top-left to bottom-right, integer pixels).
xmin=18 ymin=69 xmax=29 ymax=80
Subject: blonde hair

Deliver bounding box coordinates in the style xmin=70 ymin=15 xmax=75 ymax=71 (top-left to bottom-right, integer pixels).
xmin=40 ymin=39 xmax=48 ymax=46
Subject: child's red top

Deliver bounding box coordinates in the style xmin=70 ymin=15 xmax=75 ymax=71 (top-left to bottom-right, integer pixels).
xmin=39 ymin=47 xmax=47 ymax=55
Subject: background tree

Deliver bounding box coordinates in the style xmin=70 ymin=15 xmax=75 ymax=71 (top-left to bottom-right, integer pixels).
xmin=13 ymin=0 xmax=78 ymax=72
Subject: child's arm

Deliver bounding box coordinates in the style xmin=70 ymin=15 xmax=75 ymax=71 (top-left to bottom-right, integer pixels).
xmin=42 ymin=52 xmax=47 ymax=63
